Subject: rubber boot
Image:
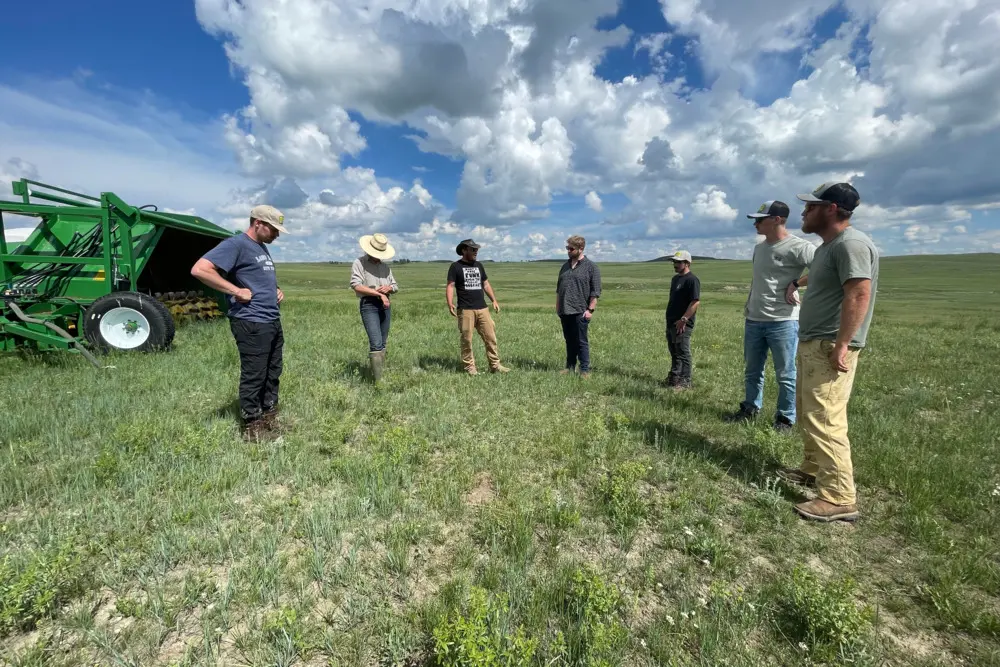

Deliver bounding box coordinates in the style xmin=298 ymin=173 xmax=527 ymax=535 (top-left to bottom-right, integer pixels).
xmin=369 ymin=350 xmax=385 ymax=383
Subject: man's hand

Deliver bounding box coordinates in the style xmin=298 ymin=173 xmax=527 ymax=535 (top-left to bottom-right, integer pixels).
xmin=234 ymin=288 xmax=253 ymax=304
xmin=583 ymin=309 xmax=592 ymax=321
xmin=830 ymin=342 xmax=851 ymax=373
xmin=277 ymin=288 xmax=284 ymax=304
xmin=449 ymin=303 xmax=457 ymax=317
xmin=785 ymin=283 xmax=800 ymax=305
xmin=675 ymin=318 xmax=687 ymax=335
xmin=376 ymin=285 xmax=393 ymax=294
xmin=492 ymin=300 xmax=500 ymax=313
xmin=381 ymin=295 xmax=391 ymax=308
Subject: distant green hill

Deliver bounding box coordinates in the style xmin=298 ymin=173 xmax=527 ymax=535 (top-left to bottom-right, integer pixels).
xmin=647 ymin=255 xmax=730 ymax=262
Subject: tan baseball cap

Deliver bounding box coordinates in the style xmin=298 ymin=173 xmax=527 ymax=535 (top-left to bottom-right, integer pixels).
xmin=671 ymin=250 xmax=692 ymax=263
xmin=250 ymin=204 xmax=288 ymax=233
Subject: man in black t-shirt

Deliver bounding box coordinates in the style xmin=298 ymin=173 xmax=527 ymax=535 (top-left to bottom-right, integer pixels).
xmin=665 ymin=250 xmax=701 ymax=389
xmin=446 ymin=239 xmax=510 ymax=375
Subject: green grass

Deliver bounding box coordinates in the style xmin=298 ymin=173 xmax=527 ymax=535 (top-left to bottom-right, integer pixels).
xmin=2 ymin=253 xmax=999 ymax=666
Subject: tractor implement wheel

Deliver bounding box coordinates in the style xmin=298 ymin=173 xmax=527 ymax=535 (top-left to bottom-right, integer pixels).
xmin=149 ymin=297 xmax=176 ymax=347
xmin=84 ymin=291 xmax=175 ymax=353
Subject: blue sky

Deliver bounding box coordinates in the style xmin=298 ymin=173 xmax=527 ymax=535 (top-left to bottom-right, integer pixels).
xmin=2 ymin=0 xmax=998 ymax=261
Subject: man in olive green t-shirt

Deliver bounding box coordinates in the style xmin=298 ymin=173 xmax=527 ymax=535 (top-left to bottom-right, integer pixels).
xmin=779 ymin=182 xmax=878 ymax=524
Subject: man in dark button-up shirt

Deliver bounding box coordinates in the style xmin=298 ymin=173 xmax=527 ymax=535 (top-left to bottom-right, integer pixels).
xmin=556 ymin=235 xmax=602 ymax=377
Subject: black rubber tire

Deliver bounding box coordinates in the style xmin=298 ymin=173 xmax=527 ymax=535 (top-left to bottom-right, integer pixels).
xmin=148 ymin=297 xmax=176 ymax=347
xmin=83 ymin=291 xmax=174 ymax=353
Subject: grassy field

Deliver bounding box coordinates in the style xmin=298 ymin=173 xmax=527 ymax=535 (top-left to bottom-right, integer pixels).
xmin=2 ymin=253 xmax=999 ymax=666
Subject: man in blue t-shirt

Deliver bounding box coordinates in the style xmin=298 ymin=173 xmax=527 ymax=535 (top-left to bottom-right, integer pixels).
xmin=191 ymin=204 xmax=288 ymax=440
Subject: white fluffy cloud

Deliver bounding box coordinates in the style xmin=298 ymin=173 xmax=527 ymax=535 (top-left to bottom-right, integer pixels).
xmin=111 ymin=0 xmax=1000 ymax=257
xmin=585 ymin=191 xmax=603 ymax=212
xmin=4 ymin=0 xmax=998 ymax=261
xmin=691 ymin=186 xmax=738 ymax=221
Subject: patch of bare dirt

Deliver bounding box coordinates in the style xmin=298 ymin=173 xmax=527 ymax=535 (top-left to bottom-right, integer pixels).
xmin=806 ymin=554 xmax=833 ymax=577
xmin=876 ymin=609 xmax=955 ymax=666
xmin=90 ymin=588 xmax=137 ymax=638
xmin=465 ymin=472 xmax=496 ymax=507
xmin=153 ymin=564 xmax=232 ymax=666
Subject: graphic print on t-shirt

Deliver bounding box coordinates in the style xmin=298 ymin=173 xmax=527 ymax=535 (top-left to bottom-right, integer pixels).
xmin=256 ymin=254 xmax=275 ymax=272
xmin=462 ymin=266 xmax=482 ymax=290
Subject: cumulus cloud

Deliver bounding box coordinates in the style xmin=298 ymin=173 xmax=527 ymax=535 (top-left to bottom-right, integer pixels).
xmin=184 ymin=0 xmax=1000 ymax=259
xmin=585 ymin=191 xmax=603 ymax=212
xmin=5 ymin=0 xmax=999 ymax=262
xmin=691 ymin=186 xmax=738 ymax=221
xmin=663 ymin=207 xmax=684 ymax=223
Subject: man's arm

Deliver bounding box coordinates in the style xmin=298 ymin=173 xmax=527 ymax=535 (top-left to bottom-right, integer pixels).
xmin=484 ymin=279 xmax=500 ymax=312
xmin=585 ymin=263 xmax=601 ymax=318
xmin=191 ymin=258 xmax=251 ymax=303
xmin=830 ymin=278 xmax=871 ymax=371
xmin=446 ymin=282 xmax=457 ymax=316
xmin=786 ymin=273 xmax=808 ymax=304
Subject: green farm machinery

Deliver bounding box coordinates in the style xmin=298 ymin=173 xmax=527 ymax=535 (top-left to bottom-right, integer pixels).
xmin=0 ymin=179 xmax=238 ymax=365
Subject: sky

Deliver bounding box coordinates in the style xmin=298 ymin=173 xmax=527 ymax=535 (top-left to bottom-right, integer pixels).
xmin=2 ymin=0 xmax=999 ymax=262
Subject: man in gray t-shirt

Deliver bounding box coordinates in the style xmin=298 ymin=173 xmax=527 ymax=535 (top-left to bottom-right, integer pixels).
xmin=777 ymin=182 xmax=878 ymax=525
xmin=192 ymin=204 xmax=288 ymax=441
xmin=726 ymin=200 xmax=815 ymax=430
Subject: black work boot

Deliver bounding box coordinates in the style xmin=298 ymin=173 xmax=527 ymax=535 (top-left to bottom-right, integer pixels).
xmin=724 ymin=405 xmax=758 ymax=424
xmin=773 ymin=415 xmax=794 ymax=433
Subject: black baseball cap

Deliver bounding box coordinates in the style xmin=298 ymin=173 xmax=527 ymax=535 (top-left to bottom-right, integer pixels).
xmin=456 ymin=239 xmax=481 ymax=255
xmin=747 ymin=200 xmax=790 ymax=220
xmin=796 ymin=182 xmax=861 ymax=211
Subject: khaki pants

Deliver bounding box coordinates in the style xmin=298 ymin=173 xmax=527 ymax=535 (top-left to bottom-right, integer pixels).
xmin=796 ymin=339 xmax=861 ymax=505
xmin=458 ymin=308 xmax=500 ymax=371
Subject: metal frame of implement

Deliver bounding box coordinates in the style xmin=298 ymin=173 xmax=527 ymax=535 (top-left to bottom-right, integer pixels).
xmin=0 ymin=178 xmax=238 ymax=360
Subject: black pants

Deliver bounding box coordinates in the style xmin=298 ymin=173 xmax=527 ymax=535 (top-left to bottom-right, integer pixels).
xmin=667 ymin=320 xmax=693 ymax=381
xmin=230 ymin=318 xmax=283 ymax=422
xmin=560 ymin=313 xmax=591 ymax=372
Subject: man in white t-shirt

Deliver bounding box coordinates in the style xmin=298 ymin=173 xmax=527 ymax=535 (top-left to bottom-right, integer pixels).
xmin=725 ymin=200 xmax=815 ymax=431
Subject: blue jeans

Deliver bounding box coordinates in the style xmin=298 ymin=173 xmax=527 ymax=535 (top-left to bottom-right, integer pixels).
xmin=742 ymin=319 xmax=799 ymax=422
xmin=360 ymin=297 xmax=391 ymax=352
xmin=560 ymin=313 xmax=591 ymax=372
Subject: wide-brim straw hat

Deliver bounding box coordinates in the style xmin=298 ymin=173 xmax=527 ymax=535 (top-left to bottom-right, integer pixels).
xmin=360 ymin=233 xmax=395 ymax=260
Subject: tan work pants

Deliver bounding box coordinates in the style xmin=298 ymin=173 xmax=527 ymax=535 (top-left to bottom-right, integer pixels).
xmin=797 ymin=339 xmax=861 ymax=505
xmin=457 ymin=308 xmax=500 ymax=371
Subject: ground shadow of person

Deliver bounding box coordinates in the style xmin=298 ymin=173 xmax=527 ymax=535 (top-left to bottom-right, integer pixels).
xmin=630 ymin=419 xmax=800 ymax=501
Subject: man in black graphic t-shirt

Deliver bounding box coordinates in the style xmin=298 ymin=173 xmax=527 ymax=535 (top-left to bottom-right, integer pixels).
xmin=665 ymin=250 xmax=701 ymax=389
xmin=446 ymin=239 xmax=510 ymax=375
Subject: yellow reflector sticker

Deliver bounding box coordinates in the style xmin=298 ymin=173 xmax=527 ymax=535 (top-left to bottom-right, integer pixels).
xmin=94 ymin=269 xmax=105 ymax=281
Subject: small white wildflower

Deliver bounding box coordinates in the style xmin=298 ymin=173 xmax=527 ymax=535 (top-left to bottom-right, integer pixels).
xmin=683 ymin=527 xmax=694 ymax=537
xmin=992 ymin=485 xmax=1000 ymax=498
xmin=798 ymin=642 xmax=809 ymax=652
xmin=657 ymin=582 xmax=664 ymax=589
xmin=640 ymin=639 xmax=647 ymax=648
xmin=701 ymin=559 xmax=710 ymax=566
xmin=698 ymin=596 xmax=707 ymax=607
xmin=665 ymin=615 xmax=675 ymax=626
xmin=681 ymin=611 xmax=689 ymax=619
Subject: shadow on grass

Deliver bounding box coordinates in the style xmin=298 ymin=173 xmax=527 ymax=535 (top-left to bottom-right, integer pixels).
xmin=342 ymin=360 xmax=371 ymax=382
xmin=631 ymin=419 xmax=797 ymax=496
xmin=417 ymin=354 xmax=463 ymax=373
xmin=504 ymin=355 xmax=564 ymax=372
xmin=213 ymin=399 xmax=241 ymax=422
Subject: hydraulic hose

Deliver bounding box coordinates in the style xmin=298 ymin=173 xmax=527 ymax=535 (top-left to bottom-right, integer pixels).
xmin=4 ymin=300 xmax=104 ymax=369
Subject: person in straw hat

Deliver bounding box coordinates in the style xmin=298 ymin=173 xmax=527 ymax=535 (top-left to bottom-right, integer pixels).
xmin=350 ymin=233 xmax=399 ymax=382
